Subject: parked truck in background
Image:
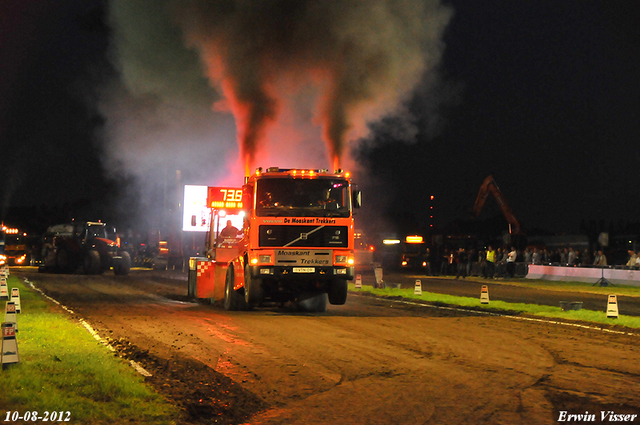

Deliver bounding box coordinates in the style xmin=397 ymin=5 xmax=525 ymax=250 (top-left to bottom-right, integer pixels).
xmin=39 ymin=221 xmax=131 ymax=275
xmin=189 ymin=167 xmax=361 ymax=312
xmin=1 ymin=226 xmax=29 ymax=266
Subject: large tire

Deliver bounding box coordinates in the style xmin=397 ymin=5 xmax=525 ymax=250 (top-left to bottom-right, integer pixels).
xmin=152 ymin=256 xmax=167 ymax=270
xmin=187 ymin=272 xmax=195 ymax=299
xmin=328 ymin=279 xmax=348 ymax=305
xmin=244 ymin=264 xmax=264 ymax=309
xmin=114 ymin=252 xmax=131 ymax=276
xmin=83 ymin=250 xmax=101 ymax=275
xmin=297 ymin=292 xmax=328 ymax=313
xmin=223 ymin=266 xmax=246 ymax=311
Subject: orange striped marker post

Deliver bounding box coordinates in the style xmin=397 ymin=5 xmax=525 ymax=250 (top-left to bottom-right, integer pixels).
xmin=355 ymin=274 xmax=362 ymax=289
xmin=480 ymin=285 xmax=490 ymax=304
xmin=414 ymin=279 xmax=422 ymax=295
xmin=1 ymin=322 xmax=19 ymax=368
xmin=606 ymin=294 xmax=619 ymax=319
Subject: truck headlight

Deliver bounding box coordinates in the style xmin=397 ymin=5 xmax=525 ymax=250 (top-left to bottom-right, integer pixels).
xmin=335 ymin=255 xmax=347 ymax=264
xmin=259 ymin=255 xmax=272 ymax=264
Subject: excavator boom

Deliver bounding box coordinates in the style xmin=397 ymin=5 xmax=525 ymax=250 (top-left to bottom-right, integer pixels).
xmin=473 ymin=175 xmax=522 ymax=234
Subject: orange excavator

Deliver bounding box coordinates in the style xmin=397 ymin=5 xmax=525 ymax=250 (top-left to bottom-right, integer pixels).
xmin=472 ymin=175 xmax=522 ymax=235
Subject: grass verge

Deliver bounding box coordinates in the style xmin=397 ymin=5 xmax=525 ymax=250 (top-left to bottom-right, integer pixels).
xmin=459 ymin=275 xmax=640 ymax=297
xmin=0 ymin=275 xmax=180 ymax=424
xmin=349 ymin=283 xmax=640 ymax=330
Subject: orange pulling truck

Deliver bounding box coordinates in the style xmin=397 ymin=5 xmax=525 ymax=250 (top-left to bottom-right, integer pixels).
xmin=188 ymin=167 xmax=361 ymax=312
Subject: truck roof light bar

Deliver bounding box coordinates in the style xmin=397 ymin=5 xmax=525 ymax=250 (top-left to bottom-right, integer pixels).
xmin=258 ymin=167 xmax=348 ymax=177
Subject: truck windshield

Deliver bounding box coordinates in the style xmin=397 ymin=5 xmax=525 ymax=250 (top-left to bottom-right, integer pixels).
xmin=256 ymin=178 xmax=351 ymax=218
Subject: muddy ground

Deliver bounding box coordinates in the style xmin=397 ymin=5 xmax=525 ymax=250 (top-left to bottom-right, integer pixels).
xmin=15 ymin=268 xmax=640 ymax=424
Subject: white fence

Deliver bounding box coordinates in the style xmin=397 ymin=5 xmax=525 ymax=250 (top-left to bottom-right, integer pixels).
xmin=526 ymin=265 xmax=640 ymax=287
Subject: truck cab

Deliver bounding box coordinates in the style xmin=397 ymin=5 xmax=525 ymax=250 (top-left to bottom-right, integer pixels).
xmin=189 ymin=167 xmax=361 ymax=312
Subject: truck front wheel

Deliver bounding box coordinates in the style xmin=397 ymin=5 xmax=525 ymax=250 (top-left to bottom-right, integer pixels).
xmin=224 ymin=265 xmax=246 ymax=311
xmin=328 ymin=279 xmax=348 ymax=305
xmin=244 ymin=264 xmax=264 ymax=309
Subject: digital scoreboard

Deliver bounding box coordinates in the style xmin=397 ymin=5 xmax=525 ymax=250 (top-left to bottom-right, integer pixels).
xmin=183 ymin=185 xmax=245 ymax=232
xmin=207 ymin=187 xmax=243 ymax=210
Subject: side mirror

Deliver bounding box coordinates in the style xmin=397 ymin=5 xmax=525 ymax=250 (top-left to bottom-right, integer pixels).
xmin=353 ymin=190 xmax=362 ymax=209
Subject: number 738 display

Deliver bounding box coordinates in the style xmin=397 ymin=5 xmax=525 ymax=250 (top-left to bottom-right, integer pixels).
xmin=207 ymin=187 xmax=243 ymax=211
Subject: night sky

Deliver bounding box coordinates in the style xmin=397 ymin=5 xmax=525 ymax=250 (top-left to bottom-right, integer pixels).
xmin=1 ymin=1 xmax=639 ymax=239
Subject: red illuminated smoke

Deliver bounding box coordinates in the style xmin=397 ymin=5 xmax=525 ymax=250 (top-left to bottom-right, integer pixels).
xmin=177 ymin=0 xmax=451 ymax=173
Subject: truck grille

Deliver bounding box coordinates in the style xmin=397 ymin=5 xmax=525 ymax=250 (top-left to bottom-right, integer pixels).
xmin=259 ymin=225 xmax=348 ymax=248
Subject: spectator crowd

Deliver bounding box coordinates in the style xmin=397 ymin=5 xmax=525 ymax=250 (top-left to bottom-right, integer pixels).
xmin=418 ymin=246 xmax=640 ymax=279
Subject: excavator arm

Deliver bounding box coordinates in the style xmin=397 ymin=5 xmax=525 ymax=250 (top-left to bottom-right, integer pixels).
xmin=473 ymin=175 xmax=522 ymax=234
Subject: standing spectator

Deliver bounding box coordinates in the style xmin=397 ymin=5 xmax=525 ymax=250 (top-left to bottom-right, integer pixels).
xmin=581 ymin=249 xmax=591 ymax=266
xmin=560 ymin=248 xmax=568 ymax=265
xmin=455 ymin=248 xmax=467 ymax=279
xmin=593 ymin=250 xmax=608 ymax=266
xmin=524 ymin=248 xmax=532 ymax=264
xmin=495 ymin=248 xmax=507 ymax=278
xmin=484 ymin=246 xmax=495 ymax=279
xmin=550 ymin=249 xmax=561 ymax=264
xmin=440 ymin=249 xmax=451 ymax=275
xmin=506 ymin=247 xmax=517 ymax=278
xmin=541 ymin=248 xmax=549 ymax=264
xmin=478 ymin=249 xmax=486 ymax=277
xmin=626 ymin=250 xmax=637 ymax=268
xmin=532 ymin=247 xmax=540 ymax=265
xmin=467 ymin=248 xmax=478 ymax=277
xmin=567 ymin=247 xmax=577 ymax=266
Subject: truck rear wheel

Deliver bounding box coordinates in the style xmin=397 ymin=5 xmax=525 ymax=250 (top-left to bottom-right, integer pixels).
xmin=244 ymin=264 xmax=264 ymax=309
xmin=328 ymin=279 xmax=348 ymax=305
xmin=224 ymin=265 xmax=246 ymax=311
xmin=83 ymin=250 xmax=101 ymax=275
xmin=297 ymin=292 xmax=328 ymax=313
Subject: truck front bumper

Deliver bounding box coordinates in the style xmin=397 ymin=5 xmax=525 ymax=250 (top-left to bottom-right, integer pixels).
xmin=250 ymin=265 xmax=354 ymax=281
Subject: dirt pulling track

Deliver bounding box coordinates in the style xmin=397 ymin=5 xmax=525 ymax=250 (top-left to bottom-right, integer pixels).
xmin=15 ymin=268 xmax=640 ymax=425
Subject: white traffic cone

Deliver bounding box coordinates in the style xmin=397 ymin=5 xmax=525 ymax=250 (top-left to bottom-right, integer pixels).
xmin=606 ymin=294 xmax=619 ymax=319
xmin=355 ymin=274 xmax=362 ymax=289
xmin=480 ymin=285 xmax=490 ymax=304
xmin=4 ymin=302 xmax=17 ymax=332
xmin=10 ymin=288 xmax=20 ymax=314
xmin=0 ymin=279 xmax=8 ymax=301
xmin=1 ymin=322 xmax=19 ymax=368
xmin=414 ymin=279 xmax=422 ymax=295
